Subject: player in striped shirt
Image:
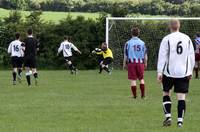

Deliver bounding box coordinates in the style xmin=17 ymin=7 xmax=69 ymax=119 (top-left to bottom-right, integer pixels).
xmin=123 ymin=27 xmax=148 ymax=99
xmin=194 ymin=33 xmax=200 ymax=79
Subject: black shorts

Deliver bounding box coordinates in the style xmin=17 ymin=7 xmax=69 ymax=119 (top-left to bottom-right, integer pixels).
xmin=64 ymin=56 xmax=72 ymax=62
xmin=102 ymin=57 xmax=113 ymax=65
xmin=24 ymin=56 xmax=36 ymax=68
xmin=162 ymin=75 xmax=190 ymax=93
xmin=11 ymin=56 xmax=23 ymax=68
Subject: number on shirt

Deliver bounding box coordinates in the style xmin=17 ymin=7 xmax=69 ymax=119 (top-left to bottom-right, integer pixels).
xmin=65 ymin=44 xmax=70 ymax=49
xmin=176 ymin=41 xmax=183 ymax=55
xmin=14 ymin=45 xmax=19 ymax=52
xmin=133 ymin=45 xmax=141 ymax=51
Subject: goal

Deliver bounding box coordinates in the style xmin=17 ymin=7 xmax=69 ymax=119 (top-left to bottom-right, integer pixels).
xmin=106 ymin=17 xmax=200 ymax=70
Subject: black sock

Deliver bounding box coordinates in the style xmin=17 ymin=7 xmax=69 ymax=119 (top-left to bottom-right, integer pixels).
xmin=33 ymin=73 xmax=38 ymax=79
xmin=99 ymin=66 xmax=103 ymax=73
xmin=69 ymin=64 xmax=76 ymax=71
xmin=26 ymin=75 xmax=31 ymax=85
xmin=178 ymin=100 xmax=186 ymax=123
xmin=103 ymin=67 xmax=110 ymax=73
xmin=18 ymin=69 xmax=22 ymax=77
xmin=163 ymin=96 xmax=172 ymax=118
xmin=12 ymin=72 xmax=17 ymax=81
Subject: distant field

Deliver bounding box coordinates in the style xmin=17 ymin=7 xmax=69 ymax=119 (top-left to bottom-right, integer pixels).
xmin=0 ymin=8 xmax=100 ymax=23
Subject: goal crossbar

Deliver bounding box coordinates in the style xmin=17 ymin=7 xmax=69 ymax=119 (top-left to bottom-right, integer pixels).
xmin=106 ymin=17 xmax=200 ymax=44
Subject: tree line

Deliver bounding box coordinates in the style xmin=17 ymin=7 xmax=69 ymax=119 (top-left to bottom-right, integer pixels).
xmin=0 ymin=11 xmax=105 ymax=69
xmin=0 ymin=0 xmax=200 ymax=16
xmin=1 ymin=10 xmax=199 ymax=70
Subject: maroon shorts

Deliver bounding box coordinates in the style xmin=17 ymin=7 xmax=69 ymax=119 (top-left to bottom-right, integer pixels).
xmin=128 ymin=63 xmax=145 ymax=80
xmin=195 ymin=53 xmax=200 ymax=61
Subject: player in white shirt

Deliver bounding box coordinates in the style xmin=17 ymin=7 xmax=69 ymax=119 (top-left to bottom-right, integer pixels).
xmin=57 ymin=36 xmax=81 ymax=74
xmin=194 ymin=33 xmax=200 ymax=79
xmin=157 ymin=19 xmax=195 ymax=127
xmin=8 ymin=33 xmax=24 ymax=85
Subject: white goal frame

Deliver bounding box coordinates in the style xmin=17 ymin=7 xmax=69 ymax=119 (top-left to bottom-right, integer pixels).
xmin=106 ymin=17 xmax=200 ymax=45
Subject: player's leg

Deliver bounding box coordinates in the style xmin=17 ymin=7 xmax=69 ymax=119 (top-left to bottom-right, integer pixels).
xmin=139 ymin=79 xmax=145 ymax=98
xmin=12 ymin=67 xmax=17 ymax=85
xmin=174 ymin=77 xmax=189 ymax=127
xmin=17 ymin=57 xmax=23 ymax=83
xmin=31 ymin=57 xmax=38 ymax=85
xmin=25 ymin=67 xmax=31 ymax=86
xmin=67 ymin=61 xmax=76 ymax=74
xmin=24 ymin=57 xmax=32 ymax=86
xmin=162 ymin=75 xmax=174 ymax=126
xmin=194 ymin=61 xmax=199 ymax=79
xmin=101 ymin=58 xmax=112 ymax=74
xmin=130 ymin=80 xmax=137 ymax=98
xmin=99 ymin=61 xmax=103 ymax=74
xmin=32 ymin=68 xmax=38 ymax=85
xmin=128 ymin=63 xmax=137 ymax=98
xmin=138 ymin=63 xmax=145 ymax=98
xmin=176 ymin=93 xmax=186 ymax=127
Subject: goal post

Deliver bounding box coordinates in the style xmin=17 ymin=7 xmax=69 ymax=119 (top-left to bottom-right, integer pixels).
xmin=106 ymin=17 xmax=200 ymax=70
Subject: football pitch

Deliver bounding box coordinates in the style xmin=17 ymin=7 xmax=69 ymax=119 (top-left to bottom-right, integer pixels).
xmin=0 ymin=70 xmax=199 ymax=132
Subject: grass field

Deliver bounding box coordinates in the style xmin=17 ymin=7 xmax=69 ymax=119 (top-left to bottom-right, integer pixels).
xmin=0 ymin=8 xmax=100 ymax=23
xmin=0 ymin=70 xmax=199 ymax=132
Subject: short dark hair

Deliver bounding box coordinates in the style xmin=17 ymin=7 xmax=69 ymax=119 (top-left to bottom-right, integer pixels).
xmin=15 ymin=33 xmax=20 ymax=39
xmin=64 ymin=36 xmax=69 ymax=40
xmin=27 ymin=28 xmax=33 ymax=35
xmin=131 ymin=27 xmax=140 ymax=36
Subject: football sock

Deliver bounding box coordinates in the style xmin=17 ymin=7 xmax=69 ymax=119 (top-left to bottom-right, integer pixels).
xmin=18 ymin=69 xmax=22 ymax=77
xmin=131 ymin=86 xmax=137 ymax=98
xmin=26 ymin=75 xmax=31 ymax=85
xmin=195 ymin=68 xmax=199 ymax=78
xmin=163 ymin=96 xmax=172 ymax=118
xmin=69 ymin=64 xmax=76 ymax=71
xmin=33 ymin=73 xmax=38 ymax=79
xmin=99 ymin=65 xmax=102 ymax=73
xmin=140 ymin=84 xmax=145 ymax=98
xmin=103 ymin=67 xmax=110 ymax=73
xmin=12 ymin=71 xmax=17 ymax=81
xmin=26 ymin=72 xmax=31 ymax=85
xmin=178 ymin=100 xmax=186 ymax=123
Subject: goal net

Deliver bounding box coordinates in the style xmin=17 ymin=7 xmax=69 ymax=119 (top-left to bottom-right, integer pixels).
xmin=106 ymin=17 xmax=200 ymax=70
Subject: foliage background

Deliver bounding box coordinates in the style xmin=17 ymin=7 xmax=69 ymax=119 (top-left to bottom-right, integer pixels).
xmin=0 ymin=0 xmax=200 ymax=69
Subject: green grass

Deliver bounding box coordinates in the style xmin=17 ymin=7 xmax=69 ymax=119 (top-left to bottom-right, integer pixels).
xmin=0 ymin=8 xmax=100 ymax=23
xmin=0 ymin=70 xmax=199 ymax=132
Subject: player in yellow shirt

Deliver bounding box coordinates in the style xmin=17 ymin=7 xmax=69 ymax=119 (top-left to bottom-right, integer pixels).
xmin=92 ymin=42 xmax=113 ymax=74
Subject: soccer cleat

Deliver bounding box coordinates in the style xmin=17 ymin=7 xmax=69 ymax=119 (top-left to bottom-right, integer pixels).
xmin=163 ymin=118 xmax=172 ymax=127
xmin=13 ymin=81 xmax=17 ymax=85
xmin=177 ymin=122 xmax=183 ymax=128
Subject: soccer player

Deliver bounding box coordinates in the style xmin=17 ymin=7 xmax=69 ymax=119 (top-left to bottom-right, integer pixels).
xmin=92 ymin=42 xmax=113 ymax=74
xmin=23 ymin=29 xmax=39 ymax=86
xmin=7 ymin=33 xmax=24 ymax=85
xmin=157 ymin=19 xmax=195 ymax=127
xmin=57 ymin=36 xmax=81 ymax=74
xmin=194 ymin=33 xmax=200 ymax=79
xmin=123 ymin=27 xmax=148 ymax=99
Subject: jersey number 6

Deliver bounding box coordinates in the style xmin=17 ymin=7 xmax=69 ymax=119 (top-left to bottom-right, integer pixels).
xmin=176 ymin=41 xmax=183 ymax=55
